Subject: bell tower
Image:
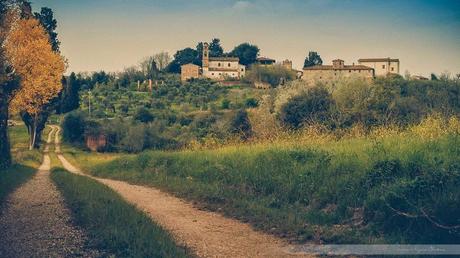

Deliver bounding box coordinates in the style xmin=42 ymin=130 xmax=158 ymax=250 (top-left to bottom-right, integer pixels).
xmin=202 ymin=42 xmax=209 ymax=68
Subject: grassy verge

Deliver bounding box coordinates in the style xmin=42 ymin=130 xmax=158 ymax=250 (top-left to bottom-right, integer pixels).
xmin=51 ymin=168 xmax=191 ymax=258
xmin=66 ymin=119 xmax=460 ymax=244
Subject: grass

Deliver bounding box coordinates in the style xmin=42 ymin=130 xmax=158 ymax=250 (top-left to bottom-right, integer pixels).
xmin=51 ymin=168 xmax=191 ymax=258
xmin=68 ymin=117 xmax=460 ymax=244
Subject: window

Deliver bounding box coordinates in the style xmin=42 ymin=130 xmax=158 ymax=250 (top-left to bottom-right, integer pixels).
xmin=212 ymin=73 xmax=214 ymax=76
xmin=228 ymin=63 xmax=231 ymax=67
xmin=241 ymin=68 xmax=244 ymax=72
xmin=219 ymin=73 xmax=222 ymax=75
xmin=391 ymin=67 xmax=394 ymax=71
xmin=218 ymin=63 xmax=221 ymax=67
xmin=382 ymin=65 xmax=386 ymax=69
xmin=349 ymin=70 xmax=351 ymax=73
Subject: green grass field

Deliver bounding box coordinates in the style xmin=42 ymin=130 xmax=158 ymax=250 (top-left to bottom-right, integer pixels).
xmin=68 ymin=120 xmax=460 ymax=244
xmin=51 ymin=168 xmax=191 ymax=258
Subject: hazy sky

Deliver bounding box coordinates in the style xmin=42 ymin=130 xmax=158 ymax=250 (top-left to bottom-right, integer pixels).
xmin=32 ymin=0 xmax=460 ymax=76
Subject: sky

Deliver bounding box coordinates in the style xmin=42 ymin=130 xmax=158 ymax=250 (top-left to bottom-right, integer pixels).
xmin=31 ymin=0 xmax=460 ymax=76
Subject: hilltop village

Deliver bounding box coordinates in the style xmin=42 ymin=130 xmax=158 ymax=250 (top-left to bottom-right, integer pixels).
xmin=180 ymin=42 xmax=400 ymax=87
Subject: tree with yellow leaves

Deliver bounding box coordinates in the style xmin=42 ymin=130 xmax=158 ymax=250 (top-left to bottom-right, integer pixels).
xmin=5 ymin=18 xmax=65 ymax=150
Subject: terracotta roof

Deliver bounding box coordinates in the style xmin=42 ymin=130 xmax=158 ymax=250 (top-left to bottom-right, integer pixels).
xmin=209 ymin=57 xmax=239 ymax=61
xmin=303 ymin=65 xmax=373 ymax=71
xmin=181 ymin=63 xmax=200 ymax=67
xmin=358 ymin=58 xmax=399 ymax=62
xmin=256 ymin=57 xmax=276 ymax=62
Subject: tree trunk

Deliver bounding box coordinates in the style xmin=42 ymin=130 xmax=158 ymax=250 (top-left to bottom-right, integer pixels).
xmin=0 ymin=88 xmax=12 ymax=169
xmin=29 ymin=115 xmax=37 ymax=151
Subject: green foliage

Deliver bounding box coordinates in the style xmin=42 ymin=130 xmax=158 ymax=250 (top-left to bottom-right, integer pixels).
xmin=303 ymin=51 xmax=323 ymax=68
xmin=245 ymin=97 xmax=259 ymax=108
xmin=34 ymin=7 xmax=60 ymax=52
xmin=230 ymin=109 xmax=252 ymax=140
xmin=229 ymin=43 xmax=259 ymax=66
xmin=208 ymin=38 xmax=224 ymax=57
xmin=134 ymin=107 xmax=154 ymax=123
xmin=61 ymin=111 xmax=86 ymax=143
xmin=51 ymin=169 xmax=189 ymax=258
xmin=221 ymin=98 xmax=230 ymax=109
xmin=280 ymin=86 xmax=335 ymax=128
xmin=245 ymin=64 xmax=296 ymax=87
xmin=167 ymin=48 xmax=199 ymax=73
xmin=58 ymin=72 xmax=80 ymax=114
xmin=84 ymin=132 xmax=460 ymax=244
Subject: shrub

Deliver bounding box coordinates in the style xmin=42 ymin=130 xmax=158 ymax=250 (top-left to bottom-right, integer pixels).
xmin=279 ymin=86 xmax=335 ymax=128
xmin=230 ymin=109 xmax=252 ymax=140
xmin=245 ymin=98 xmax=259 ymax=108
xmin=221 ymin=99 xmax=230 ymax=109
xmin=62 ymin=111 xmax=86 ymax=143
xmin=134 ymin=107 xmax=155 ymax=123
xmin=245 ymin=64 xmax=296 ymax=87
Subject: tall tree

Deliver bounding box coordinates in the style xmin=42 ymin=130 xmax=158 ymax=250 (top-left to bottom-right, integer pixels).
xmin=208 ymin=38 xmax=224 ymax=57
xmin=139 ymin=56 xmax=159 ymax=79
xmin=229 ymin=43 xmax=259 ymax=66
xmin=303 ymin=51 xmax=323 ymax=68
xmin=58 ymin=72 xmax=80 ymax=113
xmin=0 ymin=1 xmax=19 ymax=169
xmin=5 ymin=18 xmax=65 ymax=150
xmin=167 ymin=48 xmax=199 ymax=73
xmin=34 ymin=7 xmax=60 ymax=52
xmin=19 ymin=6 xmax=62 ymax=148
xmin=152 ymin=52 xmax=172 ymax=71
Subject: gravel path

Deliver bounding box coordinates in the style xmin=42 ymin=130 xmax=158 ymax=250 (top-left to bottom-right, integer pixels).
xmin=0 ymin=127 xmax=101 ymax=258
xmin=52 ymin=126 xmax=312 ymax=258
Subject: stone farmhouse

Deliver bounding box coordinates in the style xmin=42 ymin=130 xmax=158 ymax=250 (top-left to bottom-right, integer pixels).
xmin=358 ymin=58 xmax=400 ymax=76
xmin=181 ymin=42 xmax=245 ymax=82
xmin=302 ymin=59 xmax=374 ymax=85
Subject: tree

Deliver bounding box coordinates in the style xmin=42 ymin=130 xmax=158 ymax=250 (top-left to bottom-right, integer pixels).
xmin=167 ymin=48 xmax=199 ymax=73
xmin=5 ymin=18 xmax=65 ymax=150
xmin=280 ymin=86 xmax=335 ymax=128
xmin=229 ymin=43 xmax=259 ymax=66
xmin=139 ymin=56 xmax=159 ymax=79
xmin=134 ymin=107 xmax=154 ymax=123
xmin=0 ymin=1 xmax=20 ymax=168
xmin=230 ymin=109 xmax=252 ymax=140
xmin=152 ymin=52 xmax=172 ymax=71
xmin=18 ymin=6 xmax=62 ymax=149
xmin=34 ymin=7 xmax=60 ymax=52
xmin=58 ymin=72 xmax=80 ymax=113
xmin=303 ymin=51 xmax=323 ymax=68
xmin=209 ymin=38 xmax=224 ymax=57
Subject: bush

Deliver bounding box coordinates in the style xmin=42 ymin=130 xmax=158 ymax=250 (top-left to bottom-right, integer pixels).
xmin=279 ymin=86 xmax=335 ymax=128
xmin=245 ymin=64 xmax=296 ymax=87
xmin=134 ymin=107 xmax=155 ymax=123
xmin=230 ymin=109 xmax=252 ymax=140
xmin=245 ymin=98 xmax=259 ymax=108
xmin=62 ymin=111 xmax=87 ymax=143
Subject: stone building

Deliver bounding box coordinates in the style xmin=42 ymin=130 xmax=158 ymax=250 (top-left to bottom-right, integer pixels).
xmin=180 ymin=63 xmax=200 ymax=82
xmin=358 ymin=58 xmax=400 ymax=76
xmin=202 ymin=43 xmax=245 ymax=80
xmin=180 ymin=43 xmax=245 ymax=82
xmin=256 ymin=57 xmax=276 ymax=66
xmin=302 ymin=59 xmax=374 ymax=85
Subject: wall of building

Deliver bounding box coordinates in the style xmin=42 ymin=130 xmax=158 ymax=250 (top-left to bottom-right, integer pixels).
xmin=358 ymin=61 xmax=399 ymax=76
xmin=181 ymin=64 xmax=200 ymax=82
xmin=302 ymin=69 xmax=374 ymax=86
xmin=203 ymin=64 xmax=245 ymax=80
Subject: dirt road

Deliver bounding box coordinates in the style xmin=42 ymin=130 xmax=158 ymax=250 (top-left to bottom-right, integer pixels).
xmin=0 ymin=126 xmax=100 ymax=258
xmin=52 ymin=125 xmax=311 ymax=258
